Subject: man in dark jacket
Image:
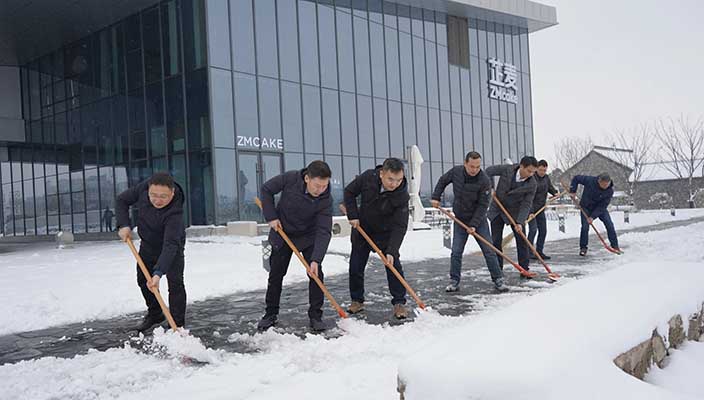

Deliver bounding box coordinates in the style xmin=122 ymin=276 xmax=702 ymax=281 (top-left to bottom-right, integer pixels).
xmin=486 ymin=156 xmax=538 ymax=273
xmin=570 ymin=174 xmax=620 ymax=256
xmin=431 ymin=152 xmax=508 ymax=293
xmin=258 ymin=161 xmax=333 ymax=332
xmin=527 ymin=160 xmax=558 ymax=260
xmin=344 ymin=158 xmax=410 ymax=319
xmin=116 ymin=172 xmax=186 ymax=332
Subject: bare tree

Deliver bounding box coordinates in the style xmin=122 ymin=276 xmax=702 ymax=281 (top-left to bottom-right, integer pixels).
xmin=552 ymin=136 xmax=593 ymax=172
xmin=606 ymin=123 xmax=655 ymax=196
xmin=655 ymin=116 xmax=704 ymax=207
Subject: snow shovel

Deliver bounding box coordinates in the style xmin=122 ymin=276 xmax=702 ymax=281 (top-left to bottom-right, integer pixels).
xmin=560 ymin=182 xmax=622 ymax=255
xmin=500 ymin=191 xmax=567 ymax=249
xmin=255 ymin=197 xmax=348 ymax=319
xmin=491 ymin=191 xmax=560 ymax=281
xmin=126 ymin=237 xmax=179 ymax=332
xmin=338 ymin=204 xmax=426 ymax=310
xmin=435 ymin=205 xmax=537 ymax=279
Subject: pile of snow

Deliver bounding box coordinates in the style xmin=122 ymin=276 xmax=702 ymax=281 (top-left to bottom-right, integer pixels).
xmin=398 ymin=222 xmax=704 ymax=400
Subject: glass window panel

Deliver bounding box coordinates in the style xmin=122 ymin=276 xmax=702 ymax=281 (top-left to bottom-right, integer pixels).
xmin=412 ymin=36 xmax=426 ymax=106
xmin=215 ymin=148 xmax=237 ymax=223
xmin=231 ymin=0 xmax=255 ymax=73
xmin=146 ymin=83 xmax=166 ymax=158
xmin=487 ymin=22 xmax=496 ymax=59
xmin=397 ymin=4 xmax=410 ymax=34
xmin=143 ymin=8 xmax=162 ymax=83
xmin=415 ymin=106 xmax=429 ymax=158
xmin=340 ymin=92 xmax=358 ymax=156
xmin=388 ymin=100 xmax=403 ymax=156
xmin=520 ymin=29 xmax=529 ymax=73
xmin=384 ymin=26 xmax=400 ymax=101
xmin=452 ymin=113 xmax=463 ymax=162
xmin=318 ymin=3 xmax=338 ymax=89
xmin=463 ymin=114 xmax=476 ymax=153
xmin=477 ymin=20 xmax=487 ymax=59
xmin=522 ymin=73 xmax=532 ymax=126
xmin=278 ymin=0 xmax=300 ymax=82
xmin=516 ymin=124 xmax=525 ymax=157
xmin=211 ymin=68 xmax=235 ymax=148
xmin=302 ymin=85 xmax=323 ymax=153
xmin=356 ymin=95 xmax=374 ymax=157
xmin=188 ymin=150 xmax=213 ymax=224
xmin=402 ymin=103 xmax=416 ymax=149
xmin=373 ymin=98 xmax=389 ymax=157
xmin=449 ymin=65 xmax=460 ymax=112
xmin=496 ymin=24 xmax=505 ymax=61
xmin=284 ymin=152 xmax=304 ymax=171
xmin=368 ymin=0 xmax=382 ymax=24
xmin=437 ymin=44 xmax=450 ymax=111
xmin=435 ymin=12 xmax=447 ymax=45
xmin=353 ymin=13 xmax=371 ymax=96
xmin=423 ymin=9 xmax=435 ymax=43
xmin=370 ymin=21 xmax=386 ymax=99
xmin=322 ymin=89 xmax=341 ymax=155
xmin=508 ymin=122 xmax=517 ymax=161
xmin=325 ymin=155 xmax=344 ymax=215
xmin=258 ymin=76 xmax=282 ymax=141
xmin=411 ymin=7 xmax=422 ymax=39
xmin=399 ymin=32 xmax=414 ymax=104
xmin=479 ymin=58 xmax=490 ymax=119
xmin=281 ymin=81 xmax=303 ymax=152
xmin=490 ymin=119 xmax=501 ymax=163
xmin=299 ymin=0 xmax=320 ymax=86
xmin=233 ymin=72 xmax=259 ymax=142
xmin=343 ymin=155 xmax=360 ymax=186
xmin=164 ymin=78 xmax=186 ymax=153
xmin=468 ymin=19 xmax=478 ymax=57
xmin=206 ymin=0 xmax=231 ymax=69
xmin=460 ymin=67 xmax=471 ymax=115
xmin=186 ymin=69 xmax=211 ymax=150
xmin=440 ymin=110 xmax=452 ymax=163
xmin=428 ymin=108 xmax=440 ymax=162
xmin=255 ymin=0 xmax=278 ymax=78
xmin=336 ymin=6 xmax=355 ymax=93
xmin=425 ymin=40 xmax=438 ymax=107
xmin=183 ymin=0 xmax=207 ymax=71
xmin=161 ymin=1 xmax=181 ymax=78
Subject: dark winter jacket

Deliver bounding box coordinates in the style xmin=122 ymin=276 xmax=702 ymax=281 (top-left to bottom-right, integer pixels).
xmin=531 ymin=174 xmax=558 ymax=213
xmin=261 ymin=169 xmax=333 ymax=264
xmin=116 ymin=180 xmax=186 ymax=277
xmin=570 ymin=175 xmax=614 ymax=218
xmin=486 ymin=164 xmax=537 ymax=225
xmin=344 ymin=166 xmax=410 ymax=259
xmin=431 ymin=166 xmax=492 ymax=228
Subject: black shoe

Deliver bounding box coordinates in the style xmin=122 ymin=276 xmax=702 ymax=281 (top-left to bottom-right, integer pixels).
xmin=519 ymin=269 xmax=533 ymax=280
xmin=579 ymin=248 xmax=587 ymax=257
xmin=257 ymin=314 xmax=278 ymax=331
xmin=538 ymin=252 xmax=551 ymax=260
xmin=135 ymin=314 xmax=165 ymax=332
xmin=159 ymin=319 xmax=184 ymax=331
xmin=493 ymin=278 xmax=510 ymax=293
xmin=309 ymin=318 xmax=329 ymax=332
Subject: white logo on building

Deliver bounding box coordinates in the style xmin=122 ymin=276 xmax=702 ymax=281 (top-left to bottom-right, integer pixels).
xmin=487 ymin=58 xmax=518 ymax=104
xmin=237 ymin=136 xmax=284 ymax=150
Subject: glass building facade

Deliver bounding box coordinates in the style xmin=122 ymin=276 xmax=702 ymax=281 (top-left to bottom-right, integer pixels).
xmin=1 ymin=0 xmax=545 ymax=236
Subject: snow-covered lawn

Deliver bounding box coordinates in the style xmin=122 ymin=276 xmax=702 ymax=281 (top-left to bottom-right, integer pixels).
xmin=1 ymin=214 xmax=703 ymax=399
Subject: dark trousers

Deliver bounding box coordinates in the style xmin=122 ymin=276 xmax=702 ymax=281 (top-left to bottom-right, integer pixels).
xmin=527 ymin=212 xmax=547 ymax=253
xmin=137 ymin=249 xmax=186 ymax=326
xmin=105 ymin=219 xmax=113 ymax=232
xmin=490 ymin=215 xmax=530 ymax=270
xmin=265 ymin=244 xmax=324 ymax=320
xmin=450 ymin=219 xmax=503 ymax=283
xmin=349 ymin=232 xmax=407 ymax=305
xmin=580 ymin=211 xmax=619 ymax=249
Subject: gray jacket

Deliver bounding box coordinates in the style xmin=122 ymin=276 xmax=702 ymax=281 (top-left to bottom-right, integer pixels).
xmin=486 ymin=164 xmax=537 ymax=225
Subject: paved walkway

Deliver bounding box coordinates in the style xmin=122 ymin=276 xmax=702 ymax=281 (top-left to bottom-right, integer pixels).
xmin=1 ymin=216 xmax=702 ymax=365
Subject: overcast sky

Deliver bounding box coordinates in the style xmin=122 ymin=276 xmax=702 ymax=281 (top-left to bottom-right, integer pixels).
xmin=530 ymin=0 xmax=704 ymax=163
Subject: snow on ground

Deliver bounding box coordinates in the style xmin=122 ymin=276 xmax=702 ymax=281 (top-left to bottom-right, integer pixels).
xmin=398 ymin=222 xmax=704 ymax=400
xmin=0 ymin=208 xmax=703 ymax=336
xmin=1 ymin=218 xmax=703 ymax=399
xmin=646 ymin=341 xmax=704 ymax=398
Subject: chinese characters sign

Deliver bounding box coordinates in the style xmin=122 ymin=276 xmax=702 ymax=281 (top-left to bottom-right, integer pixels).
xmin=487 ymin=58 xmax=518 ymax=104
